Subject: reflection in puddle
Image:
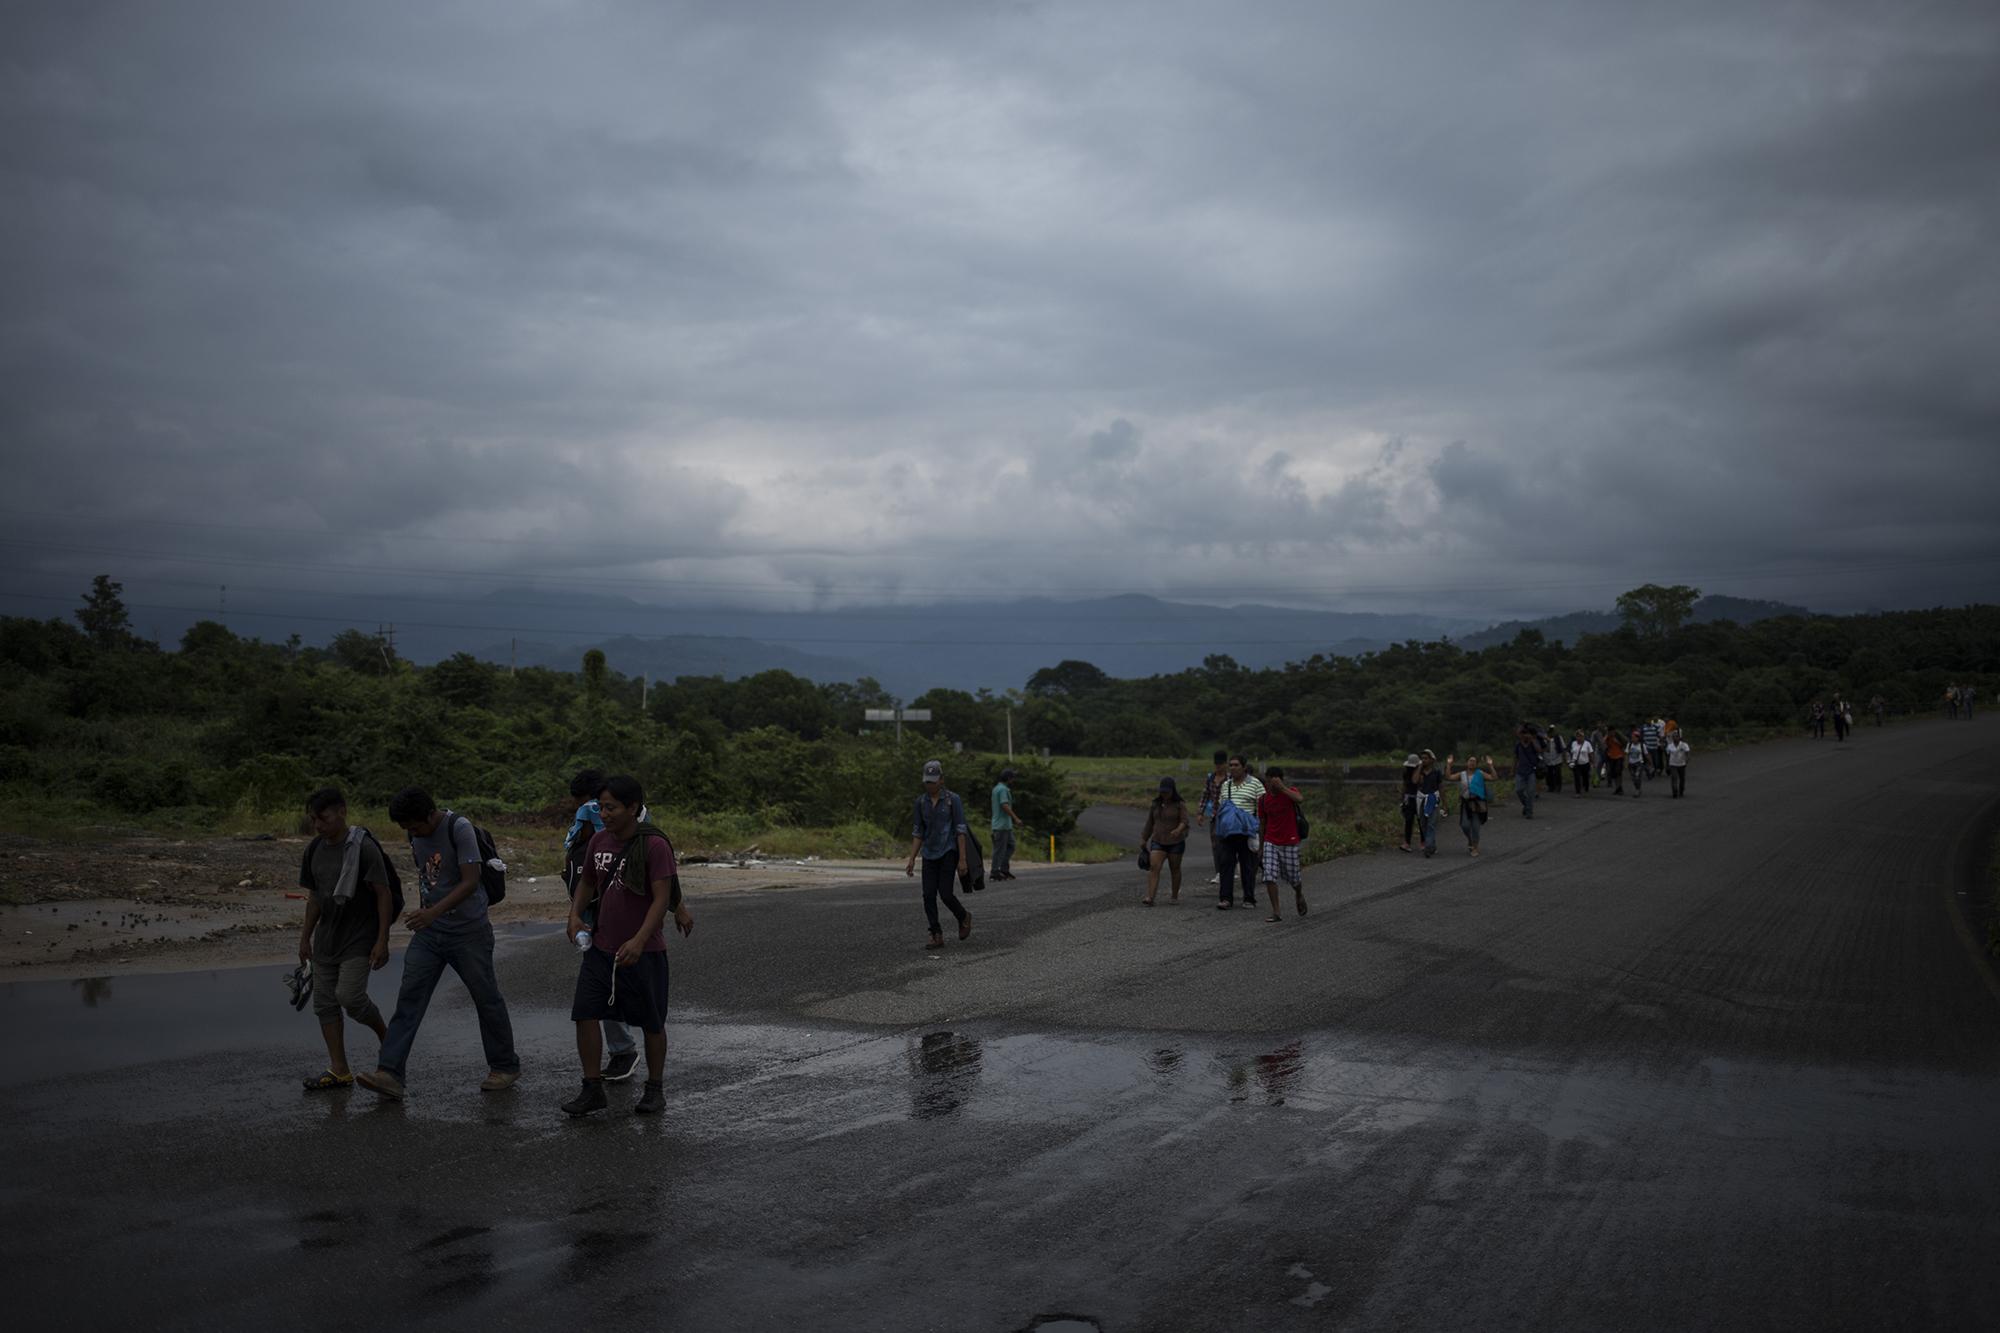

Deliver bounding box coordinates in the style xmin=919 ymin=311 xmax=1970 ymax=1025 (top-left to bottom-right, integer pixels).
xmin=907 ymin=1030 xmax=983 ymax=1119
xmin=1255 ymin=1041 xmax=1304 ymax=1106
xmin=72 ymin=977 xmax=114 ymax=1008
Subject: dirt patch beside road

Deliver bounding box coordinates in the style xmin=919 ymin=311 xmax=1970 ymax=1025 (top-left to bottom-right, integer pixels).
xmin=0 ymin=829 xmax=978 ymax=980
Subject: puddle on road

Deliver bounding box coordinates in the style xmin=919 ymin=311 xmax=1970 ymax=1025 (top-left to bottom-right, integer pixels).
xmin=0 ymin=924 xmax=563 ymax=1087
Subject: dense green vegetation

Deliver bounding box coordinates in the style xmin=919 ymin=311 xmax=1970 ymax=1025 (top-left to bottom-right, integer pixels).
xmin=3 ymin=578 xmax=1994 ymax=847
xmin=0 ymin=580 xmax=1079 ymax=842
xmin=927 ymin=593 xmax=2000 ymax=758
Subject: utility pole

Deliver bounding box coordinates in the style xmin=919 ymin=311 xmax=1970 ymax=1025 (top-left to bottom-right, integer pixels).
xmin=219 ymin=584 xmax=227 ymax=628
xmin=510 ymin=638 xmax=517 ymax=676
xmin=1006 ymin=706 xmax=1014 ymax=760
xmin=640 ymin=673 xmax=648 ymax=712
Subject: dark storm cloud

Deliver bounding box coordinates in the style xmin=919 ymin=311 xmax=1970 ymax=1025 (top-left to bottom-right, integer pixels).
xmin=1 ymin=0 xmax=1996 ymax=623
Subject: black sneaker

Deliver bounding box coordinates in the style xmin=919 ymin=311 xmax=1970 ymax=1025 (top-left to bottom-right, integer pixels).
xmin=634 ymin=1080 xmax=666 ymax=1115
xmin=603 ymin=1050 xmax=640 ymax=1082
xmin=561 ymin=1078 xmax=608 ymax=1117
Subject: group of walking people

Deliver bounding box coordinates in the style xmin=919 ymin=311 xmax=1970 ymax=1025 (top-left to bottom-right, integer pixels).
xmin=1943 ymin=685 xmax=1977 ymax=720
xmin=1399 ymin=718 xmax=1692 ymax=858
xmin=1133 ymin=753 xmax=1310 ymax=922
xmin=292 ymin=769 xmax=692 ymax=1118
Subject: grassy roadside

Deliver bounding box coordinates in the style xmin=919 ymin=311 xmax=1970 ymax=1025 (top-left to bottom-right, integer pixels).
xmin=0 ymin=793 xmax=1125 ymax=882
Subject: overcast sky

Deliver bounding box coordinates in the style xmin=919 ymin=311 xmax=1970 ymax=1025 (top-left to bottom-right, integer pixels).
xmin=3 ymin=0 xmax=1997 ymax=631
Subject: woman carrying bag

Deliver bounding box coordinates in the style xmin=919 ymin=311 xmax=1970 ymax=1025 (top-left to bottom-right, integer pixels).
xmin=1446 ymin=754 xmax=1497 ymax=857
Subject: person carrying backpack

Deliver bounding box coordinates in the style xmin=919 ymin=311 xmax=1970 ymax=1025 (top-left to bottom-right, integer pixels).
xmin=562 ymin=774 xmax=693 ymax=1117
xmin=562 ymin=768 xmax=642 ymax=1084
xmin=1256 ymin=766 xmax=1307 ymax=920
xmin=1446 ymin=754 xmax=1495 ymax=856
xmin=904 ymin=759 xmax=973 ymax=950
xmin=296 ymin=786 xmax=395 ymax=1091
xmin=1214 ymin=755 xmax=1264 ymax=908
xmin=356 ymin=787 xmax=520 ymax=1102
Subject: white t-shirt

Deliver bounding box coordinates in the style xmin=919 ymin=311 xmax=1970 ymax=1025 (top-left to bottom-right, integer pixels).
xmin=1666 ymin=740 xmax=1690 ymax=767
xmin=1569 ymin=740 xmax=1595 ymax=765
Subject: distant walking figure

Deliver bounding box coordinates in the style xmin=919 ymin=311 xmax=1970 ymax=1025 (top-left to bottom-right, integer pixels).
xmin=989 ymin=768 xmax=1020 ymax=881
xmin=1603 ymin=727 xmax=1629 ymax=795
xmin=1542 ymin=725 xmax=1566 ymax=795
xmin=1512 ymin=724 xmax=1540 ymax=820
xmin=1399 ymin=754 xmax=1421 ymax=851
xmin=1447 ymin=754 xmax=1496 ymax=856
xmin=1256 ymin=766 xmax=1307 ymax=920
xmin=1626 ymin=728 xmax=1646 ymax=796
xmin=1414 ymin=751 xmax=1444 ymax=857
xmin=1643 ymin=717 xmax=1666 ymax=778
xmin=1196 ymin=751 xmax=1229 ymax=886
xmin=1831 ymin=697 xmax=1849 ymax=742
xmin=904 ymin=760 xmax=972 ymax=949
xmin=1810 ymin=701 xmax=1826 ymax=739
xmin=1213 ymin=757 xmax=1265 ymax=908
xmin=1569 ymin=731 xmax=1594 ymax=796
xmin=1666 ymin=733 xmax=1690 ymax=798
xmin=1138 ymin=778 xmax=1189 ymax=906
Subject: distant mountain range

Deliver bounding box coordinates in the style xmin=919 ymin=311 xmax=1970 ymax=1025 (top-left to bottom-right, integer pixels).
xmin=34 ymin=579 xmax=1811 ymax=694
xmin=479 ymin=593 xmax=1483 ymax=695
xmin=1451 ymin=595 xmax=1811 ymax=651
xmin=493 ymin=633 xmax=873 ymax=684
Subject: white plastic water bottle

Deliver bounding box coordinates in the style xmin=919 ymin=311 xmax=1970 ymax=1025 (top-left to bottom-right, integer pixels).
xmin=574 ymin=929 xmax=592 ymax=952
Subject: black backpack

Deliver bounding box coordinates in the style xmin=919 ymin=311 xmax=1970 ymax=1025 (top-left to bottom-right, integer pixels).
xmin=450 ymin=813 xmax=507 ymax=906
xmin=562 ymin=819 xmax=593 ymax=895
xmin=299 ymin=830 xmax=406 ymax=920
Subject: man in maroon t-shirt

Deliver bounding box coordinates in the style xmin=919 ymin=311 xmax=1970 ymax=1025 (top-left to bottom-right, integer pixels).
xmin=1256 ymin=766 xmax=1307 ymax=922
xmin=562 ymin=774 xmax=693 ymax=1117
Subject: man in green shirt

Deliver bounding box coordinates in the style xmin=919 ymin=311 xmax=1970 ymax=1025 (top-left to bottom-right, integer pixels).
xmin=989 ymin=768 xmax=1021 ymax=881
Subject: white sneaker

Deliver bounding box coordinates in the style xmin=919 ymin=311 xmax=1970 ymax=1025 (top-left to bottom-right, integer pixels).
xmin=1207 ymin=874 xmax=1220 ymax=885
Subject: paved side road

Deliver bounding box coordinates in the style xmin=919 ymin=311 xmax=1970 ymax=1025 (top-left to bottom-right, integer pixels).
xmin=1 ymin=719 xmax=1996 ymax=1330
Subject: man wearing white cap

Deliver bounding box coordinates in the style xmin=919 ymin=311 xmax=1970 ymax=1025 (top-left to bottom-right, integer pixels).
xmin=905 ymin=759 xmax=973 ymax=949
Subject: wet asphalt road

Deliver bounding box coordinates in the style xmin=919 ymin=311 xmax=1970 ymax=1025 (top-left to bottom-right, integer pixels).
xmin=4 ymin=719 xmax=1999 ymax=1331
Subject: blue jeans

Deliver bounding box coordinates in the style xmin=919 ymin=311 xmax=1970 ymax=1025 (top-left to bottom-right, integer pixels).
xmin=1515 ymin=771 xmax=1535 ymax=817
xmin=990 ymin=828 xmax=1014 ymax=876
xmin=603 ymin=1020 xmax=636 ymax=1055
xmin=377 ymin=921 xmax=519 ymax=1081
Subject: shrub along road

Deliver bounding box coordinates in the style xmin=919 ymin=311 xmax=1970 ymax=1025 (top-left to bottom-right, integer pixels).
xmin=2 ymin=718 xmax=1996 ymax=1330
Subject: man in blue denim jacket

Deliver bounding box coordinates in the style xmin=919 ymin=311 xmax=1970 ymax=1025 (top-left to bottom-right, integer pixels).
xmin=903 ymin=759 xmax=973 ymax=949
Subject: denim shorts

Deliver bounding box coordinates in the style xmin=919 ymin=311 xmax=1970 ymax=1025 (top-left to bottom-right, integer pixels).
xmin=1147 ymin=840 xmax=1186 ymax=855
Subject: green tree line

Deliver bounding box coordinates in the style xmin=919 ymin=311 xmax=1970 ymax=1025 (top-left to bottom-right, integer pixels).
xmin=2 ymin=578 xmax=1993 ymax=834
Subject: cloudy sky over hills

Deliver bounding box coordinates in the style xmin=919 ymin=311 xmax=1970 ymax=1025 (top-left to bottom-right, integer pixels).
xmin=4 ymin=0 xmax=1996 ymax=635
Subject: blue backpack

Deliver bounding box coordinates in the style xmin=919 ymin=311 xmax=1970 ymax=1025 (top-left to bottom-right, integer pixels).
xmin=1215 ymin=791 xmax=1258 ymax=838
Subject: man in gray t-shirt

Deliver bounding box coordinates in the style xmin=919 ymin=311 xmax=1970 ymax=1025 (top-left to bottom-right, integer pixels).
xmin=356 ymin=787 xmax=520 ymax=1102
xmin=296 ymin=787 xmax=392 ymax=1091
xmin=408 ymin=813 xmax=488 ymax=932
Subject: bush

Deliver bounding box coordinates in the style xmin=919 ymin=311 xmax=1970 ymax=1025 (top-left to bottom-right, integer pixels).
xmin=1680 ymin=689 xmax=1740 ymax=730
